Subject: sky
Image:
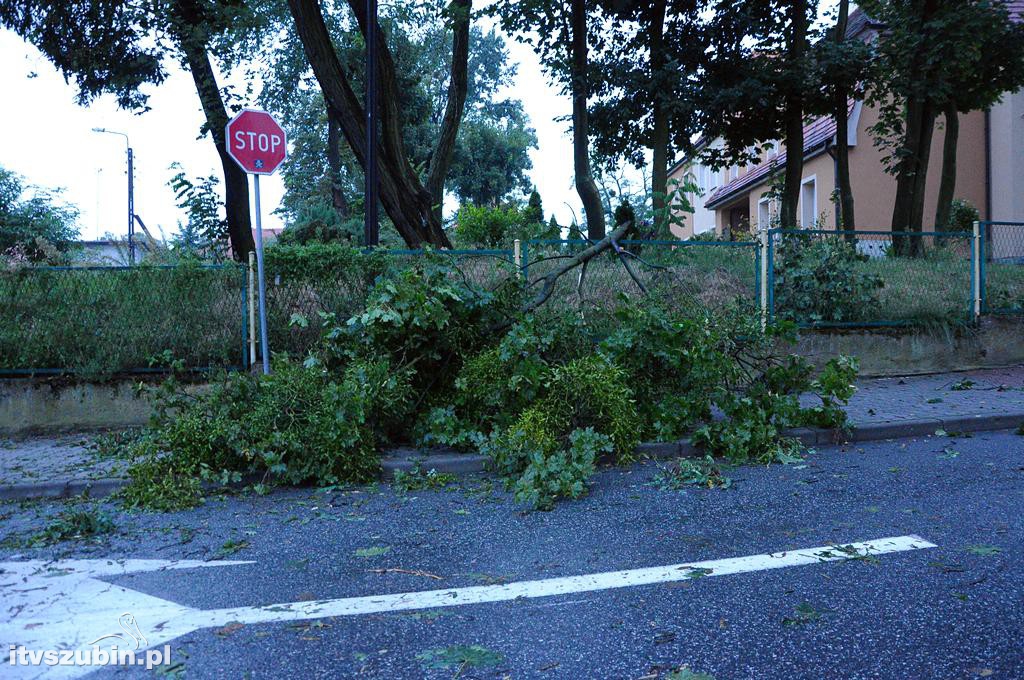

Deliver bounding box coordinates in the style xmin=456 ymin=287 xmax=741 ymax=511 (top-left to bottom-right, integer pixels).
xmin=0 ymin=22 xmax=583 ymax=243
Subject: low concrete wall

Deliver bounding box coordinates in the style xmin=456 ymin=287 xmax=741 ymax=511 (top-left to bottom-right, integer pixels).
xmin=797 ymin=317 xmax=1024 ymax=377
xmin=3 ymin=319 xmax=1022 ymax=434
xmin=0 ymin=379 xmax=155 ymax=436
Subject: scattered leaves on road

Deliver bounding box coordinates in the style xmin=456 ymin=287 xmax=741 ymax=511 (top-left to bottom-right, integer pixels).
xmin=783 ymin=602 xmax=828 ymax=626
xmin=214 ymin=622 xmax=244 ymax=638
xmin=415 ymin=644 xmax=503 ymax=671
xmin=32 ymin=508 xmax=115 ymax=546
xmin=368 ymin=567 xmax=442 ymax=580
xmin=354 ymin=546 xmax=391 ymax=558
xmin=666 ymin=668 xmax=716 ymax=680
xmin=213 ymin=539 xmax=250 ymax=559
xmin=928 ymin=560 xmax=965 ymax=573
xmin=966 ymin=545 xmax=1002 ymax=557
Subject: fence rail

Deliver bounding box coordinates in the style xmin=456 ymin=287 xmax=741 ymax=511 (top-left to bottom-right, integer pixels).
xmin=3 ymin=223 xmax=1023 ymax=376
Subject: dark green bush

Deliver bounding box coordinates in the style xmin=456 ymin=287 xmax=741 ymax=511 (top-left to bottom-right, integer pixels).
xmin=598 ymin=301 xmax=733 ymax=439
xmin=454 ymin=204 xmax=557 ymax=248
xmin=774 ymin=234 xmax=883 ymax=324
xmin=121 ymin=359 xmax=410 ymax=509
xmin=947 ymin=199 xmax=979 ymax=233
xmin=512 ymin=428 xmax=609 ymax=510
xmin=452 ymin=316 xmax=555 ymax=431
xmin=0 ymin=262 xmax=243 ymax=377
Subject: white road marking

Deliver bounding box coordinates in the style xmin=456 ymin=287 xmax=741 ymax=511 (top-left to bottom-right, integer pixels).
xmin=0 ymin=535 xmax=936 ymax=678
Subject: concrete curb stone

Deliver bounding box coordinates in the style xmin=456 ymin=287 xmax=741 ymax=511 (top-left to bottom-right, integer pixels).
xmin=4 ymin=410 xmax=1023 ymax=500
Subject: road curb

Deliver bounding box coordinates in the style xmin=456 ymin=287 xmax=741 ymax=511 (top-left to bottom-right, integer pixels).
xmin=0 ymin=478 xmax=128 ymax=502
xmin=5 ymin=411 xmax=1023 ymax=500
xmin=376 ymin=410 xmax=1024 ymax=479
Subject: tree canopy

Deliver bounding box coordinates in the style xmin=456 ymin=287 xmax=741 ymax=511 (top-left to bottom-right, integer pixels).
xmin=0 ymin=165 xmax=80 ymax=263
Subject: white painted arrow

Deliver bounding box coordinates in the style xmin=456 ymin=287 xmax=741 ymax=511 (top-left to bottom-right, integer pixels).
xmin=0 ymin=535 xmax=937 ymax=678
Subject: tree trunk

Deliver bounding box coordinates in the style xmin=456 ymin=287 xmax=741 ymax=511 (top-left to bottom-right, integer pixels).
xmin=287 ymin=0 xmax=458 ymax=248
xmin=326 ymin=111 xmax=348 ymax=219
xmin=891 ymin=97 xmax=934 ymax=256
xmin=780 ymin=0 xmax=808 ymax=229
xmin=170 ymin=0 xmax=254 ymax=261
xmin=423 ymin=0 xmax=471 ymax=223
xmin=570 ymin=0 xmax=606 ymax=240
xmin=649 ymin=0 xmax=669 ymax=236
xmin=934 ymin=101 xmax=959 ymax=232
xmin=834 ymin=0 xmax=855 ymax=238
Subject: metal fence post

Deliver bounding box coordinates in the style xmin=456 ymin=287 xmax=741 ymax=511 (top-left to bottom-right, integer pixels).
xmin=972 ymin=220 xmax=982 ymax=322
xmin=248 ymin=251 xmax=257 ymax=367
xmin=759 ymin=226 xmax=769 ymax=330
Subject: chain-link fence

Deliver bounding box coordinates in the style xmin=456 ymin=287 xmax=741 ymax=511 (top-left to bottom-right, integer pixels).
xmin=0 ymin=264 xmax=246 ymax=377
xmin=768 ymin=229 xmax=974 ymax=327
xmin=524 ymin=239 xmax=759 ymax=335
xmin=264 ymin=249 xmax=517 ymax=358
xmin=981 ymin=221 xmax=1024 ymax=314
xmin=6 ymin=226 xmax=1021 ymax=377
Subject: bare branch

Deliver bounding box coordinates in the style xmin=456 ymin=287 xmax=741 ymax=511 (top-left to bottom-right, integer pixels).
xmin=521 ymin=221 xmax=633 ymax=317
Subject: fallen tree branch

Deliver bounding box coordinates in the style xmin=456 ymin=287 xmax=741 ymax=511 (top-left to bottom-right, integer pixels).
xmin=612 ymin=238 xmax=648 ymax=294
xmin=367 ymin=568 xmax=443 ymax=580
xmin=520 ymin=220 xmax=634 ymax=317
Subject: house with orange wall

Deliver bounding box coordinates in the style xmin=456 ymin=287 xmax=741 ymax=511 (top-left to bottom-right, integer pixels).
xmin=669 ymin=4 xmax=1023 ymax=244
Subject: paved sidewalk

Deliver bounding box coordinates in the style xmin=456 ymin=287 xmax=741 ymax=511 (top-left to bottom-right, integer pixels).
xmin=2 ymin=367 xmax=1023 ymax=500
xmin=840 ymin=366 xmax=1024 ymax=424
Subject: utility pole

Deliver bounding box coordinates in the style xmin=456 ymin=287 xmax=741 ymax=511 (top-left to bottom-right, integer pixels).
xmin=127 ymin=146 xmax=135 ymax=263
xmin=364 ymin=0 xmax=379 ymax=247
xmin=92 ymin=128 xmax=135 ymax=263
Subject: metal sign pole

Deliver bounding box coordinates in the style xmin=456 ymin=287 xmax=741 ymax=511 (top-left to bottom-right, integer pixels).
xmin=248 ymin=251 xmax=257 ymax=366
xmin=127 ymin=146 xmax=135 ymax=264
xmin=253 ymin=175 xmax=271 ymax=375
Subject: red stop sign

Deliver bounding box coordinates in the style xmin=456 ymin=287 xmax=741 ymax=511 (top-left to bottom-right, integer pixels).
xmin=225 ymin=109 xmax=287 ymax=175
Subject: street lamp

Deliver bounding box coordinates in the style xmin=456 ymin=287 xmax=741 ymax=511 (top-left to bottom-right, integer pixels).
xmin=92 ymin=127 xmax=135 ymax=264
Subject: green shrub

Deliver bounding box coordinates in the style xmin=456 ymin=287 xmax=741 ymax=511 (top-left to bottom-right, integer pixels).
xmin=947 ymin=199 xmax=979 ymax=233
xmin=454 ymin=204 xmax=556 ymax=248
xmin=774 ymin=234 xmax=883 ymax=324
xmin=413 ymin=406 xmax=481 ymax=451
xmin=803 ymin=356 xmax=859 ymax=428
xmin=452 ymin=316 xmax=554 ymax=431
xmin=541 ymin=355 xmax=640 ymax=460
xmin=109 ymin=245 xmax=859 ymax=510
xmin=598 ymin=301 xmax=732 ymax=439
xmin=121 ymin=359 xmax=410 ymax=509
xmin=483 ymin=406 xmax=563 ymax=481
xmin=512 ymin=428 xmax=609 ymax=510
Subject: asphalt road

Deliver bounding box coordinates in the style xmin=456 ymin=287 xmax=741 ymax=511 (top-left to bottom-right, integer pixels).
xmin=2 ymin=429 xmax=1022 ymax=679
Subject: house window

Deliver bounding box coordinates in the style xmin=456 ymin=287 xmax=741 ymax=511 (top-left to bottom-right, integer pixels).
xmin=800 ymin=176 xmax=817 ymax=228
xmin=758 ymin=198 xmax=771 ymax=229
xmin=758 ymin=196 xmax=778 ymax=229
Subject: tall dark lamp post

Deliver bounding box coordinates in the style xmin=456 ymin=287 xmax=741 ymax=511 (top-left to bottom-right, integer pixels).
xmin=92 ymin=127 xmax=135 ymax=264
xmin=364 ymin=0 xmax=379 ymax=247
